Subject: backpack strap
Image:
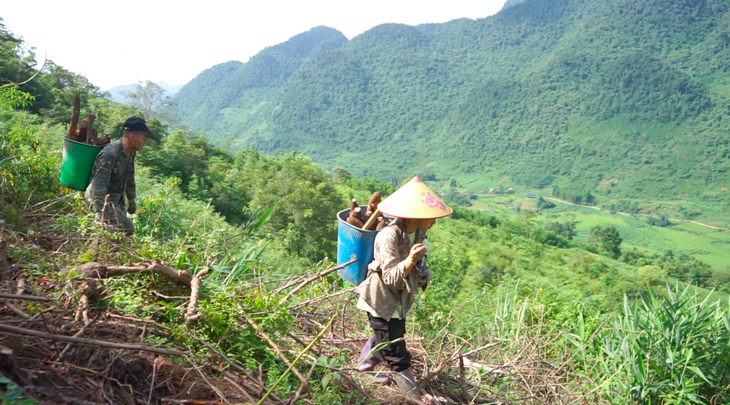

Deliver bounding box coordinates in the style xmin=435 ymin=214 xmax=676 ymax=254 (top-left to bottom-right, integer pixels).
xmin=110 ymin=141 xmax=133 ymax=206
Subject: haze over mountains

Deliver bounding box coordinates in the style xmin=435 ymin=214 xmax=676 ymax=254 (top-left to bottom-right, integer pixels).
xmin=108 ymin=81 xmax=183 ymax=102
xmin=174 ymin=0 xmax=730 ymax=209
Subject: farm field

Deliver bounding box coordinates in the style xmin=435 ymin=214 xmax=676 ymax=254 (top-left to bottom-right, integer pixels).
xmin=467 ymin=194 xmax=730 ymax=270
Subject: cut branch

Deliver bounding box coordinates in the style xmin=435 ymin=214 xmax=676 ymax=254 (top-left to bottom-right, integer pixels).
xmin=78 ymin=261 xmax=193 ymax=285
xmin=279 ymin=258 xmax=357 ymax=304
xmin=0 ymin=55 xmax=47 ymax=89
xmin=185 ymin=267 xmax=209 ymax=323
xmin=0 ymin=323 xmax=183 ymax=356
xmin=0 ymin=293 xmax=54 ymax=302
xmin=240 ymin=307 xmax=308 ymax=386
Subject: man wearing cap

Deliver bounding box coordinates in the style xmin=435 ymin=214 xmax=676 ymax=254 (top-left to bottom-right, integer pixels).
xmin=356 ymin=176 xmax=452 ymax=402
xmin=84 ymin=117 xmax=157 ymax=236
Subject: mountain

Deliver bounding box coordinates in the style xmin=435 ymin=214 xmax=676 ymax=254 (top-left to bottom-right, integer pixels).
xmin=174 ymin=0 xmax=730 ymax=209
xmin=502 ymin=0 xmax=529 ymax=9
xmin=108 ymin=81 xmax=184 ymax=102
xmin=174 ymin=26 xmax=348 ymax=134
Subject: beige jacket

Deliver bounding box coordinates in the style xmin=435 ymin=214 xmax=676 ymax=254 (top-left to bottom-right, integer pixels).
xmin=357 ymin=220 xmax=433 ymax=320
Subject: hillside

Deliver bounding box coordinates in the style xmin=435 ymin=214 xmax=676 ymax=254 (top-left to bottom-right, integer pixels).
xmin=174 ymin=0 xmax=730 ymax=210
xmin=2 ymin=17 xmax=730 ymax=402
xmin=175 ymin=26 xmax=347 ymax=134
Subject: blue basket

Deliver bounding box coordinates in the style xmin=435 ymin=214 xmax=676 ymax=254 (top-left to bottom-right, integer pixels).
xmin=337 ymin=206 xmax=381 ymax=285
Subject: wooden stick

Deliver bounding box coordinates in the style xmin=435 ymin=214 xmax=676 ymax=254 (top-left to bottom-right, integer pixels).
xmin=0 ymin=56 xmax=47 ymax=89
xmin=0 ymin=323 xmax=183 ymax=356
xmin=85 ymin=114 xmax=96 ymax=145
xmin=67 ymin=94 xmax=80 ymax=139
xmin=462 ymin=342 xmax=500 ymax=357
xmin=240 ymin=308 xmax=308 ymax=386
xmin=278 ymin=258 xmax=357 ymax=304
xmin=362 ymin=208 xmax=380 ymax=230
xmin=0 ymin=293 xmax=54 ymax=302
xmin=223 ymin=374 xmax=259 ymax=405
xmin=1 ymin=300 xmax=29 ymax=318
xmin=185 ymin=267 xmax=209 ymax=323
xmin=459 ymin=355 xmax=470 ymax=402
xmin=257 ymin=314 xmax=336 ymax=405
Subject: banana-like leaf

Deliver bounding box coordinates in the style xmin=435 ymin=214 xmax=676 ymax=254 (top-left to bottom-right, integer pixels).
xmin=0 ymin=156 xmax=14 ymax=167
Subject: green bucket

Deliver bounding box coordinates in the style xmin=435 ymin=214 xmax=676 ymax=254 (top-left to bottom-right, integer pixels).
xmin=60 ymin=137 xmax=103 ymax=191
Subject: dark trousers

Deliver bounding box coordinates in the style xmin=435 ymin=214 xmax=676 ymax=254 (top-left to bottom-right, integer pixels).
xmin=102 ymin=202 xmax=134 ymax=236
xmin=368 ymin=313 xmax=411 ymax=372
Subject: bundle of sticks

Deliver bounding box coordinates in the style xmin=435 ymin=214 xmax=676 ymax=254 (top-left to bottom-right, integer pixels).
xmin=66 ymin=95 xmax=110 ymax=146
xmin=346 ymin=191 xmax=388 ymax=231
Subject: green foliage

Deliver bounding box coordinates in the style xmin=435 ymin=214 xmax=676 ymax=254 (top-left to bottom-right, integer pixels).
xmin=536 ymin=196 xmax=556 ymax=211
xmin=0 ymin=377 xmax=36 ymax=405
xmin=589 ymin=225 xmax=623 ymax=259
xmin=137 ymin=128 xmax=250 ymax=224
xmin=3 ymin=12 xmax=729 ymax=402
xmin=544 ymin=219 xmax=577 ymax=239
xmin=646 ymin=213 xmax=670 ymax=227
xmin=240 ymin=150 xmax=343 ymax=261
xmin=120 ymin=80 xmax=176 ymax=123
xmin=175 ymin=0 xmax=730 ymax=211
xmin=599 ymin=286 xmax=730 ymax=404
xmin=0 ymin=87 xmax=33 ymax=112
xmin=0 ymin=110 xmax=63 ymax=225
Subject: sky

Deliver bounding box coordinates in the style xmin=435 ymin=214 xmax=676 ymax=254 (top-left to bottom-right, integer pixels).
xmin=1 ymin=1 xmax=507 ymax=90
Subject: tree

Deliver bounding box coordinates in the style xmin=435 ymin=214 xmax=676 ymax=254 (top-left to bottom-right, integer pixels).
xmin=122 ymin=80 xmax=177 ymax=123
xmin=589 ymin=225 xmax=622 ymax=259
xmin=536 ymin=196 xmax=556 ymax=210
xmin=545 ymin=220 xmax=577 ymax=239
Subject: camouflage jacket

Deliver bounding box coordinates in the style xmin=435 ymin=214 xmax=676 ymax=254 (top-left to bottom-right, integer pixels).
xmin=84 ymin=139 xmax=135 ymax=213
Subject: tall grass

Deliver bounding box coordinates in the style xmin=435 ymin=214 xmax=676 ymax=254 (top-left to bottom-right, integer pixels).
xmin=599 ymin=285 xmax=730 ymax=404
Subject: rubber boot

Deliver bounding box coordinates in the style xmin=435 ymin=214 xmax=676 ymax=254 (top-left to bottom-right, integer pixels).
xmin=357 ymin=337 xmax=382 ymax=371
xmin=394 ymin=368 xmax=423 ymax=403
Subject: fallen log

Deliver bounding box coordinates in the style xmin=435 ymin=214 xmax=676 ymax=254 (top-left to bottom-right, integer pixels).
xmin=77 ymin=261 xmax=193 ymax=285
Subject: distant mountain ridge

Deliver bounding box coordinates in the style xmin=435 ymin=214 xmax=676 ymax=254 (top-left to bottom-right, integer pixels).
xmin=108 ymin=81 xmax=183 ymax=102
xmin=174 ymin=0 xmax=730 ymax=208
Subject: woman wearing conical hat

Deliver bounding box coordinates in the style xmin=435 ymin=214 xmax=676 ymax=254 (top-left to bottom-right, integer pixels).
xmin=356 ymin=176 xmax=452 ymax=400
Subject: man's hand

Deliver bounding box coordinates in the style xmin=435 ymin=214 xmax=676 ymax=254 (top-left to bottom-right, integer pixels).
xmin=127 ymin=199 xmax=136 ymax=215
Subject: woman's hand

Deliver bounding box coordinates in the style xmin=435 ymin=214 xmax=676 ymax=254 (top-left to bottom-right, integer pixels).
xmin=403 ymin=243 xmax=427 ymax=276
xmin=409 ymin=243 xmax=427 ymax=262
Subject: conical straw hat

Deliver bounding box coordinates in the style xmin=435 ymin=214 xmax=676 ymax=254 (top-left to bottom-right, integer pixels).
xmin=378 ymin=176 xmax=453 ymax=219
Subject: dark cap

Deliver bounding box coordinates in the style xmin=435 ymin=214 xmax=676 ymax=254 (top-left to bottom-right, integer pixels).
xmin=123 ymin=117 xmax=158 ymax=140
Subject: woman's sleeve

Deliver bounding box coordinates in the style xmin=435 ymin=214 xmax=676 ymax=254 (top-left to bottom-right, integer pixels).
xmin=377 ymin=229 xmax=409 ymax=290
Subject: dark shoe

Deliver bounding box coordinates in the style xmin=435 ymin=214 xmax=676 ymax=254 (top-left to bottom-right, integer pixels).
xmin=372 ymin=373 xmax=392 ymax=384
xmin=394 ymin=368 xmax=423 ymax=403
